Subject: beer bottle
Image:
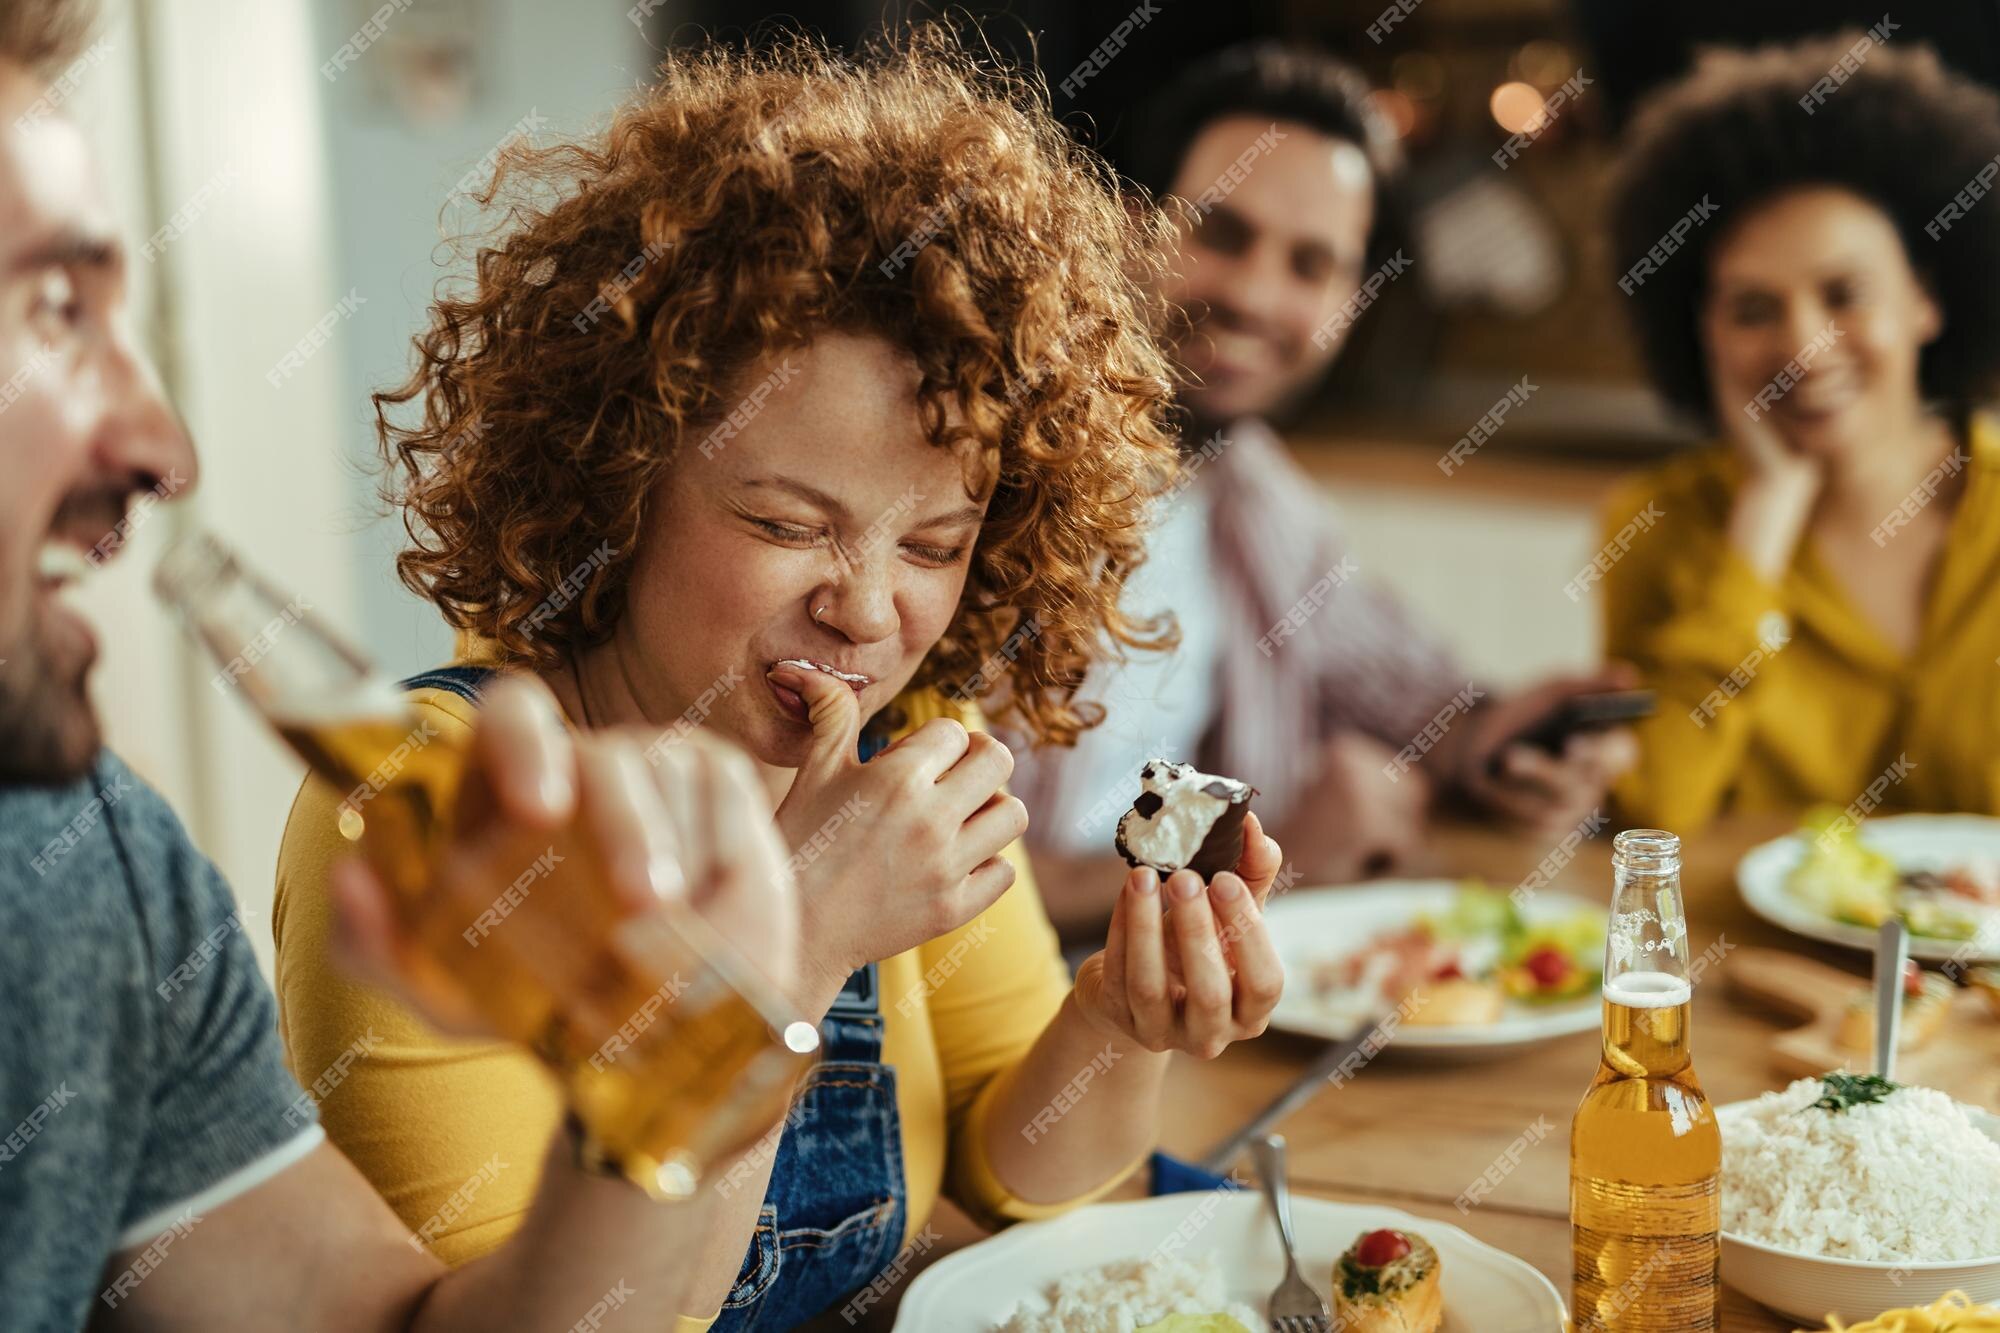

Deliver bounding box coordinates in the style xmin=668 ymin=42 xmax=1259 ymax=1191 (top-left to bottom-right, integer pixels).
xmin=1569 ymin=829 xmax=1721 ymax=1330
xmin=156 ymin=531 xmax=817 ymax=1200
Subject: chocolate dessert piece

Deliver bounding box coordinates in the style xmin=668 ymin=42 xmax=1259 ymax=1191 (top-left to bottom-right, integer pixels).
xmin=1113 ymin=759 xmax=1256 ymax=880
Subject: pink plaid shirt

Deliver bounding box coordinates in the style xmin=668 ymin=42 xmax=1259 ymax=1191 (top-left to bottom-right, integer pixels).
xmin=1008 ymin=417 xmax=1464 ymax=847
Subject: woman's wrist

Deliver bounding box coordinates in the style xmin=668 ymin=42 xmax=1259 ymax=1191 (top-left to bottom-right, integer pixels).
xmin=786 ymin=944 xmax=858 ymax=1025
xmin=783 ymin=865 xmax=873 ymax=1019
xmin=1729 ymin=470 xmax=1818 ymax=580
xmin=1064 ymin=978 xmax=1166 ymax=1061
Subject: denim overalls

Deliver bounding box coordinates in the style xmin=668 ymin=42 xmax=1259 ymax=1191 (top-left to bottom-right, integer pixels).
xmin=404 ymin=668 xmax=911 ymax=1331
xmin=710 ymin=957 xmax=908 ymax=1330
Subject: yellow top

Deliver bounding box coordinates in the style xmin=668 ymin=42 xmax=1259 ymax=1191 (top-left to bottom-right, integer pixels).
xmin=1599 ymin=413 xmax=2000 ymax=831
xmin=272 ymin=674 xmax=1138 ymax=1330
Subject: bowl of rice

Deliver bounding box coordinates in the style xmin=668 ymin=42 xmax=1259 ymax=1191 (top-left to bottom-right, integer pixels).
xmin=1718 ymin=1076 xmax=2000 ymax=1324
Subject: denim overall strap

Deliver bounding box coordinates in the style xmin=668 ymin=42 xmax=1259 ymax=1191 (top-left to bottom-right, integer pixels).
xmin=711 ymin=955 xmax=907 ymax=1331
xmin=398 ymin=665 xmax=498 ymax=704
xmin=710 ymin=726 xmax=908 ymax=1330
xmin=856 ymin=728 xmax=891 ymax=763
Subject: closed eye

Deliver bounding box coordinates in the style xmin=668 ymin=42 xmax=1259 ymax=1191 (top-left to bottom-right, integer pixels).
xmin=749 ymin=517 xmax=821 ymax=546
xmin=902 ymin=540 xmax=965 ymax=567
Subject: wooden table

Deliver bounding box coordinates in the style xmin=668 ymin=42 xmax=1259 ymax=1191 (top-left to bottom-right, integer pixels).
xmin=820 ymin=814 xmax=1993 ymax=1332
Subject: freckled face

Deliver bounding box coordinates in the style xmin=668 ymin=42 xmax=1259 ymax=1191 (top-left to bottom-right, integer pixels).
xmin=612 ymin=332 xmax=989 ymax=768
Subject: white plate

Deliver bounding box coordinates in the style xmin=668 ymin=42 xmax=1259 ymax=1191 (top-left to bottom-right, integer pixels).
xmin=892 ymin=1193 xmax=1566 ymax=1331
xmin=1716 ymin=1100 xmax=2000 ymax=1323
xmin=1263 ymin=880 xmax=1603 ymax=1054
xmin=1736 ymin=815 xmax=2000 ymax=963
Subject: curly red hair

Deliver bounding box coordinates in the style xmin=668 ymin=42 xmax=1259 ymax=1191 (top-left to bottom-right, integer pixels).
xmin=376 ymin=26 xmax=1183 ymax=746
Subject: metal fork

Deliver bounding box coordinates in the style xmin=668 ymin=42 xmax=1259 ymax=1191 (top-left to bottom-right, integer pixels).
xmin=1251 ymin=1134 xmax=1333 ymax=1333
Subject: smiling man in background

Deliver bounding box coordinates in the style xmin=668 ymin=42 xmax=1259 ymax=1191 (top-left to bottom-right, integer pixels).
xmin=1014 ymin=44 xmax=1637 ymax=934
xmin=0 ymin=3 xmax=797 ymax=1327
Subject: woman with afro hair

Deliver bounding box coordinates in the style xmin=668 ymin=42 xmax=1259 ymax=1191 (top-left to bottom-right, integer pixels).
xmin=1601 ymin=33 xmax=2000 ymax=832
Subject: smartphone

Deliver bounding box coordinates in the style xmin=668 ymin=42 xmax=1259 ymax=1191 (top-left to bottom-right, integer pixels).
xmin=1491 ymin=689 xmax=1655 ymax=770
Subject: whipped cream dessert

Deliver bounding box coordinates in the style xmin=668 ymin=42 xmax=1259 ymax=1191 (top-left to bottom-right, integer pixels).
xmin=1113 ymin=759 xmax=1256 ymax=880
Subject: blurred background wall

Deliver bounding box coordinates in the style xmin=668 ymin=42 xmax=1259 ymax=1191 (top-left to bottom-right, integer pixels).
xmin=64 ymin=0 xmax=2000 ymax=976
xmin=75 ymin=0 xmax=655 ymax=973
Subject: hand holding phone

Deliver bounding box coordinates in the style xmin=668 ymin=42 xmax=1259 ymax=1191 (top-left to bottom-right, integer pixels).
xmin=1489 ymin=689 xmax=1655 ymax=774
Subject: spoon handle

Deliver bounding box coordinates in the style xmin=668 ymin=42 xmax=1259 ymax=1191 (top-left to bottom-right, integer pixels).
xmin=1875 ymin=918 xmax=1909 ymax=1080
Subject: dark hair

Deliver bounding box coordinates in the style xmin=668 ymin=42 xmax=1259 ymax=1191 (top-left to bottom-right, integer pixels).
xmin=1121 ymin=41 xmax=1401 ymax=250
xmin=0 ymin=0 xmax=94 ymax=78
xmin=1610 ymin=34 xmax=2000 ymax=425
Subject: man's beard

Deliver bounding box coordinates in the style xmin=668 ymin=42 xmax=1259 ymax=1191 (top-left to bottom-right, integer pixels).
xmin=1161 ymin=328 xmax=1220 ymax=456
xmin=1163 ymin=315 xmax=1249 ymax=452
xmin=0 ymin=613 xmax=101 ymax=785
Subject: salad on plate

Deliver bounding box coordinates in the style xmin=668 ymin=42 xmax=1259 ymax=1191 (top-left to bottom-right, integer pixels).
xmin=1787 ymin=806 xmax=2000 ymax=942
xmin=1306 ymin=883 xmax=1604 ymax=1030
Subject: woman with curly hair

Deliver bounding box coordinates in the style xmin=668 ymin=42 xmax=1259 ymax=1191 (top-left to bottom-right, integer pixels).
xmin=272 ymin=27 xmax=1285 ymax=1330
xmin=1599 ymin=33 xmax=2000 ymax=832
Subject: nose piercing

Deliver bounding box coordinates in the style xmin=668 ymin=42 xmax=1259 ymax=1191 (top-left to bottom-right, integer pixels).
xmin=813 ymin=605 xmax=827 ymax=625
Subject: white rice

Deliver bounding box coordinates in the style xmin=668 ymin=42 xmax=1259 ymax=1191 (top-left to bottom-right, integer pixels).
xmin=1721 ymin=1076 xmax=2000 ymax=1262
xmin=993 ymin=1254 xmax=1261 ymax=1332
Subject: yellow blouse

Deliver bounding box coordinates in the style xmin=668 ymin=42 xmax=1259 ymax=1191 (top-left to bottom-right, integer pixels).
xmin=272 ymin=674 xmax=1138 ymax=1329
xmin=1599 ymin=413 xmax=2000 ymax=832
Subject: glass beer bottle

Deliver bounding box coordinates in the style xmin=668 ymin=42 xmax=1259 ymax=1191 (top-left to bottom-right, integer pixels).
xmin=156 ymin=531 xmax=818 ymax=1200
xmin=1569 ymin=829 xmax=1721 ymax=1331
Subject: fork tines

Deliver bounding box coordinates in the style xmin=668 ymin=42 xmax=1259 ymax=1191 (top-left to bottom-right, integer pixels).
xmin=1272 ymin=1304 xmax=1336 ymax=1328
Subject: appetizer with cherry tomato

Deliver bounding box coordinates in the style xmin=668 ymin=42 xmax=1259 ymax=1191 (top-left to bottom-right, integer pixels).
xmin=1333 ymin=1228 xmax=1441 ymax=1333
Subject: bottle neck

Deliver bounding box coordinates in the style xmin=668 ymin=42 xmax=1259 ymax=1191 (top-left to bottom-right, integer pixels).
xmin=156 ymin=532 xmax=377 ymax=723
xmin=1605 ymin=865 xmax=1692 ymax=1000
xmin=1601 ymin=993 xmax=1693 ymax=1078
xmin=1601 ymin=829 xmax=1696 ymax=1078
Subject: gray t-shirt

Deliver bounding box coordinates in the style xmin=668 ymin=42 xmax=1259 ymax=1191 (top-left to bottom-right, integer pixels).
xmin=0 ymin=751 xmax=319 ymax=1331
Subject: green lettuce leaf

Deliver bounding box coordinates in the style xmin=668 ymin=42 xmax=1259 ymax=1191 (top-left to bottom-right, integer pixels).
xmin=1786 ymin=806 xmax=1896 ymax=927
xmin=1421 ymin=882 xmax=1523 ymax=944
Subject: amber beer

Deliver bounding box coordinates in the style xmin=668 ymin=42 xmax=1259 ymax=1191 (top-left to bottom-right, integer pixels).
xmin=1569 ymin=829 xmax=1720 ymax=1331
xmin=158 ymin=533 xmax=817 ymax=1199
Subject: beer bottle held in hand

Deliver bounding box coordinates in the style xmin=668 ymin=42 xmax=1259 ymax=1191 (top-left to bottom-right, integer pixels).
xmin=156 ymin=531 xmax=817 ymax=1200
xmin=1569 ymin=829 xmax=1721 ymax=1331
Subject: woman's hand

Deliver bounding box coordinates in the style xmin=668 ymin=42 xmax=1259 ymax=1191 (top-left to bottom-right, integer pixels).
xmin=1071 ymin=813 xmax=1286 ymax=1059
xmin=1715 ymin=362 xmax=1823 ymax=579
xmin=1449 ymin=669 xmax=1641 ymax=840
xmin=770 ymin=665 xmax=1028 ymax=1010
